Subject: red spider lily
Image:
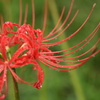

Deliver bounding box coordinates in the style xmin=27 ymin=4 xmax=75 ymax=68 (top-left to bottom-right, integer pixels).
xmin=13 ymin=0 xmax=99 ymax=89
xmin=0 ymin=21 xmax=45 ymax=98
xmin=0 ymin=0 xmax=100 ymax=99
xmin=0 ymin=28 xmax=44 ymax=98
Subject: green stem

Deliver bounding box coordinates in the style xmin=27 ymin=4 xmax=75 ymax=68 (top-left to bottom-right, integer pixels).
xmin=7 ymin=69 xmax=20 ymax=100
xmin=7 ymin=70 xmax=15 ymax=100
xmin=6 ymin=46 xmax=20 ymax=100
xmin=48 ymin=0 xmax=85 ymax=100
xmin=12 ymin=69 xmax=20 ymax=100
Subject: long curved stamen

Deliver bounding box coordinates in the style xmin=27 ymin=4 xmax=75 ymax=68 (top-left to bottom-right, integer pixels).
xmin=39 ymin=50 xmax=99 ymax=69
xmin=32 ymin=0 xmax=35 ymax=29
xmin=42 ymin=3 xmax=96 ymax=47
xmin=44 ymin=26 xmax=99 ymax=58
xmin=42 ymin=0 xmax=48 ymax=33
xmin=40 ymin=59 xmax=86 ymax=71
xmin=44 ymin=0 xmax=74 ymax=39
xmin=43 ymin=7 xmax=65 ymax=39
xmin=43 ymin=10 xmax=79 ymax=42
xmin=24 ymin=4 xmax=28 ymax=24
xmin=19 ymin=0 xmax=22 ymax=25
xmin=41 ymin=38 xmax=99 ymax=62
xmin=41 ymin=23 xmax=99 ymax=55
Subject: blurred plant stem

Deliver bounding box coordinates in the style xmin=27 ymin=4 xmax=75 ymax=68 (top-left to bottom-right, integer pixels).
xmin=7 ymin=46 xmax=20 ymax=100
xmin=8 ymin=70 xmax=20 ymax=100
xmin=12 ymin=69 xmax=20 ymax=100
xmin=7 ymin=70 xmax=15 ymax=100
xmin=48 ymin=0 xmax=85 ymax=100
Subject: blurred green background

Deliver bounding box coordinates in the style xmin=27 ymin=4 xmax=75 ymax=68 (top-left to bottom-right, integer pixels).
xmin=0 ymin=0 xmax=100 ymax=100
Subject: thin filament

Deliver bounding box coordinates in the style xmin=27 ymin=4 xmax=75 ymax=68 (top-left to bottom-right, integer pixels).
xmin=42 ymin=3 xmax=96 ymax=47
xmin=44 ymin=0 xmax=74 ymax=39
xmin=19 ymin=0 xmax=22 ymax=25
xmin=42 ymin=0 xmax=48 ymax=33
xmin=24 ymin=4 xmax=28 ymax=24
xmin=32 ymin=0 xmax=35 ymax=29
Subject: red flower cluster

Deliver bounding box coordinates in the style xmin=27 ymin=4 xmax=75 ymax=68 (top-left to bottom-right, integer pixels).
xmin=0 ymin=0 xmax=100 ymax=99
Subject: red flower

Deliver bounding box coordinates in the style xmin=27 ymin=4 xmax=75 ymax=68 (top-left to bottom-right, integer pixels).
xmin=0 ymin=22 xmax=45 ymax=98
xmin=0 ymin=0 xmax=100 ymax=99
xmin=11 ymin=0 xmax=99 ymax=90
